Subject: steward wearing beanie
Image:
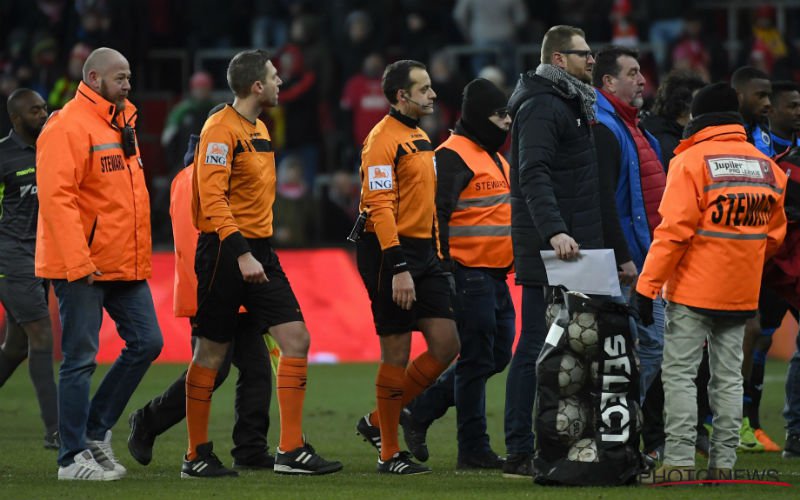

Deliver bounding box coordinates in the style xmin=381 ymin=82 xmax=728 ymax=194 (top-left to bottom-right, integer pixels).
xmin=402 ymin=78 xmax=515 ymax=469
xmin=635 ymin=81 xmax=787 ymax=481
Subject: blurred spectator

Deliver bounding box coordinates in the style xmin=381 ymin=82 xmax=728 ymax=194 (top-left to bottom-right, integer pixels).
xmin=320 ymin=170 xmax=359 ymax=244
xmin=48 ymin=42 xmax=91 ymax=110
xmin=453 ymin=0 xmax=528 ymax=78
xmin=288 ymin=13 xmax=336 ymax=176
xmin=273 ymin=155 xmax=314 ymax=247
xmin=610 ymin=0 xmax=639 ymax=47
xmin=478 ymin=65 xmax=508 ymax=95
xmin=28 ymin=36 xmax=59 ymax=98
xmin=639 ymin=0 xmax=691 ymax=73
xmin=252 ymin=0 xmax=291 ymax=49
xmin=429 ymin=51 xmax=465 ymax=125
xmin=340 ymin=53 xmax=389 ymax=161
xmin=0 ymin=74 xmax=21 ymax=137
xmin=74 ymin=1 xmax=112 ymax=48
xmin=338 ymin=10 xmax=378 ymax=84
xmin=670 ymin=12 xmax=727 ymax=83
xmin=743 ymin=6 xmax=789 ymax=76
xmin=641 ymin=69 xmax=706 ymax=167
xmin=276 ymin=42 xmax=321 ymax=188
xmin=161 ymin=71 xmax=216 ymax=175
xmin=395 ymin=7 xmax=445 ymax=66
xmin=670 ymin=15 xmax=710 ymax=82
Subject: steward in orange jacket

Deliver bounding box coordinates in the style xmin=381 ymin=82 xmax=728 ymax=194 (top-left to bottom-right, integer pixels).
xmin=401 ymin=78 xmax=515 ymax=467
xmin=37 ymin=48 xmax=163 ymax=478
xmin=636 ymin=112 xmax=787 ymax=313
xmin=635 ymin=84 xmax=787 ymax=479
xmin=35 ymin=81 xmax=151 ymax=282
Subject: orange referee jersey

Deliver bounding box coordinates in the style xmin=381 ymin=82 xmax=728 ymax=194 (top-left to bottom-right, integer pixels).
xmin=192 ymin=105 xmax=275 ymax=243
xmin=358 ymin=109 xmax=438 ymax=252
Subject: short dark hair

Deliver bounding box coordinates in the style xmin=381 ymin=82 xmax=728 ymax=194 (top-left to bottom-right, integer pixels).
xmin=541 ymin=25 xmax=586 ymax=65
xmin=591 ymin=45 xmax=639 ymax=88
xmin=651 ymin=70 xmax=706 ymax=121
xmin=382 ymin=59 xmax=426 ymax=104
xmin=731 ymin=66 xmax=770 ymax=90
xmin=227 ymin=49 xmax=271 ymax=98
xmin=6 ymin=88 xmax=39 ymax=118
xmin=771 ymin=80 xmax=800 ymax=103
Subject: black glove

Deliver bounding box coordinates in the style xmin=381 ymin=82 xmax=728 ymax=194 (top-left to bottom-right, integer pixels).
xmin=634 ymin=292 xmax=654 ymax=326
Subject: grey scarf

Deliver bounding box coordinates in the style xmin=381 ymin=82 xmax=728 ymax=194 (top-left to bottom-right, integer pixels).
xmin=535 ymin=64 xmax=596 ymax=122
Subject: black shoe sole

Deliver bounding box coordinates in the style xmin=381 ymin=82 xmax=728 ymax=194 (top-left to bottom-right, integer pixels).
xmin=274 ymin=463 xmax=343 ymax=475
xmin=377 ymin=467 xmax=432 ymax=475
xmin=127 ymin=412 xmax=154 ymax=466
xmin=180 ymin=470 xmax=239 ymax=479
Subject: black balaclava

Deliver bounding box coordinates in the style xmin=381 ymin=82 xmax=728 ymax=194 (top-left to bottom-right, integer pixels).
xmin=459 ymin=78 xmax=509 ymax=153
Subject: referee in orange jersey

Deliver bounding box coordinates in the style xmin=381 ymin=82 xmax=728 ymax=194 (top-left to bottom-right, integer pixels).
xmin=354 ymin=60 xmax=460 ymax=475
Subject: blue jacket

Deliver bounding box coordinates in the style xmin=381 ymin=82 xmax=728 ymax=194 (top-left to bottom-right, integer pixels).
xmin=749 ymin=123 xmax=776 ymax=157
xmin=594 ymin=90 xmax=663 ymax=270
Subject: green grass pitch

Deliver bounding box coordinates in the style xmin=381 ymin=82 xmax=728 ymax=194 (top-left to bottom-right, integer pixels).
xmin=1 ymin=360 xmax=799 ymax=499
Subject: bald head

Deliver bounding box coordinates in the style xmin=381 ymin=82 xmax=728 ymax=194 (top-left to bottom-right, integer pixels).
xmin=83 ymin=48 xmax=127 ymax=81
xmin=7 ymin=88 xmax=47 ymax=142
xmin=82 ymin=47 xmax=131 ymax=110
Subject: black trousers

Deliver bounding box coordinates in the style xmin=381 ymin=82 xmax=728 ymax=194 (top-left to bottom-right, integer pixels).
xmin=138 ymin=318 xmax=272 ymax=461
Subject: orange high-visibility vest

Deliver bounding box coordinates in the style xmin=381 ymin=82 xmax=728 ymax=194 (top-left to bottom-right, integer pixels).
xmin=437 ymin=134 xmax=513 ymax=269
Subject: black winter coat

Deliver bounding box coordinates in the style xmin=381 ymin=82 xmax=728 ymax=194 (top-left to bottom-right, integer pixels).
xmin=508 ymin=72 xmax=607 ymax=286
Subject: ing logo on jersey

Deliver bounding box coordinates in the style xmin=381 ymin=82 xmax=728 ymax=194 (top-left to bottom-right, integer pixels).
xmin=205 ymin=142 xmax=229 ymax=166
xmin=368 ymin=165 xmax=393 ymax=191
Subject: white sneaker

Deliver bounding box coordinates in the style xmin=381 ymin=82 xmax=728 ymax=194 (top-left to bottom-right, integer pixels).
xmin=58 ymin=450 xmax=123 ymax=481
xmin=87 ymin=430 xmax=127 ymax=477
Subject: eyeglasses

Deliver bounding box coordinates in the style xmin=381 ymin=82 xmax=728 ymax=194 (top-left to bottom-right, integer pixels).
xmin=559 ymin=50 xmax=595 ymax=59
xmin=493 ymin=109 xmax=510 ymax=119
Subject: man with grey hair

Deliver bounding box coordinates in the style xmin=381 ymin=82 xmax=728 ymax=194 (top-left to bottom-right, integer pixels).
xmin=503 ymin=25 xmax=627 ymax=478
xmin=36 ymin=47 xmax=163 ymax=481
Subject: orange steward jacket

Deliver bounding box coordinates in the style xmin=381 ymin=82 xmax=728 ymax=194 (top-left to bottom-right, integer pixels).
xmin=192 ymin=105 xmax=275 ymax=257
xmin=35 ymin=82 xmax=151 ymax=282
xmin=171 ymin=165 xmax=197 ymax=317
xmin=436 ymin=133 xmax=513 ymax=270
xmin=636 ymin=122 xmax=787 ymax=311
xmin=358 ymin=108 xmax=438 ymax=272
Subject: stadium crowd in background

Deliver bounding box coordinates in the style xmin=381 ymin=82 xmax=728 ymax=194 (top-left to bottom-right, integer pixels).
xmin=2 ymin=0 xmax=800 ymax=486
xmin=3 ymin=1 xmax=800 ymax=247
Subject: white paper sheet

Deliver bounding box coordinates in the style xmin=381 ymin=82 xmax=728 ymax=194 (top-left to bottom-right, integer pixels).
xmin=539 ymin=249 xmax=622 ymax=296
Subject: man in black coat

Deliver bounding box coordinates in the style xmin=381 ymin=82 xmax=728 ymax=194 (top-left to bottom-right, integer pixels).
xmin=502 ymin=24 xmax=630 ymax=478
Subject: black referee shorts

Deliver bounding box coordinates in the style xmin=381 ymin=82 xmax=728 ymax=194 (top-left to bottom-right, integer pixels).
xmin=194 ymin=233 xmax=304 ymax=343
xmin=356 ymin=233 xmax=454 ymax=336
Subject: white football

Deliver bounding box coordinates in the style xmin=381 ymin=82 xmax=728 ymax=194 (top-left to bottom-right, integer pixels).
xmin=567 ymin=438 xmax=599 ymax=462
xmin=545 ymin=303 xmax=561 ymax=330
xmin=558 ymin=352 xmax=585 ymax=396
xmin=556 ymin=396 xmax=587 ymax=444
xmin=567 ymin=312 xmax=599 ymax=357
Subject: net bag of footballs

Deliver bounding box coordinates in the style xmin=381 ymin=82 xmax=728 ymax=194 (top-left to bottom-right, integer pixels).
xmin=533 ymin=288 xmax=645 ymax=486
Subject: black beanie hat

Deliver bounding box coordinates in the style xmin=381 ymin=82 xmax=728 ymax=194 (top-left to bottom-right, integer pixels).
xmin=462 ymin=78 xmax=508 ymax=124
xmin=691 ymin=82 xmax=740 ymax=118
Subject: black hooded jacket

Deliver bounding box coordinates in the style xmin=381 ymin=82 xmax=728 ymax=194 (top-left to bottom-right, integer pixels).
xmin=640 ymin=113 xmax=683 ymax=168
xmin=508 ymin=72 xmax=607 ymax=285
